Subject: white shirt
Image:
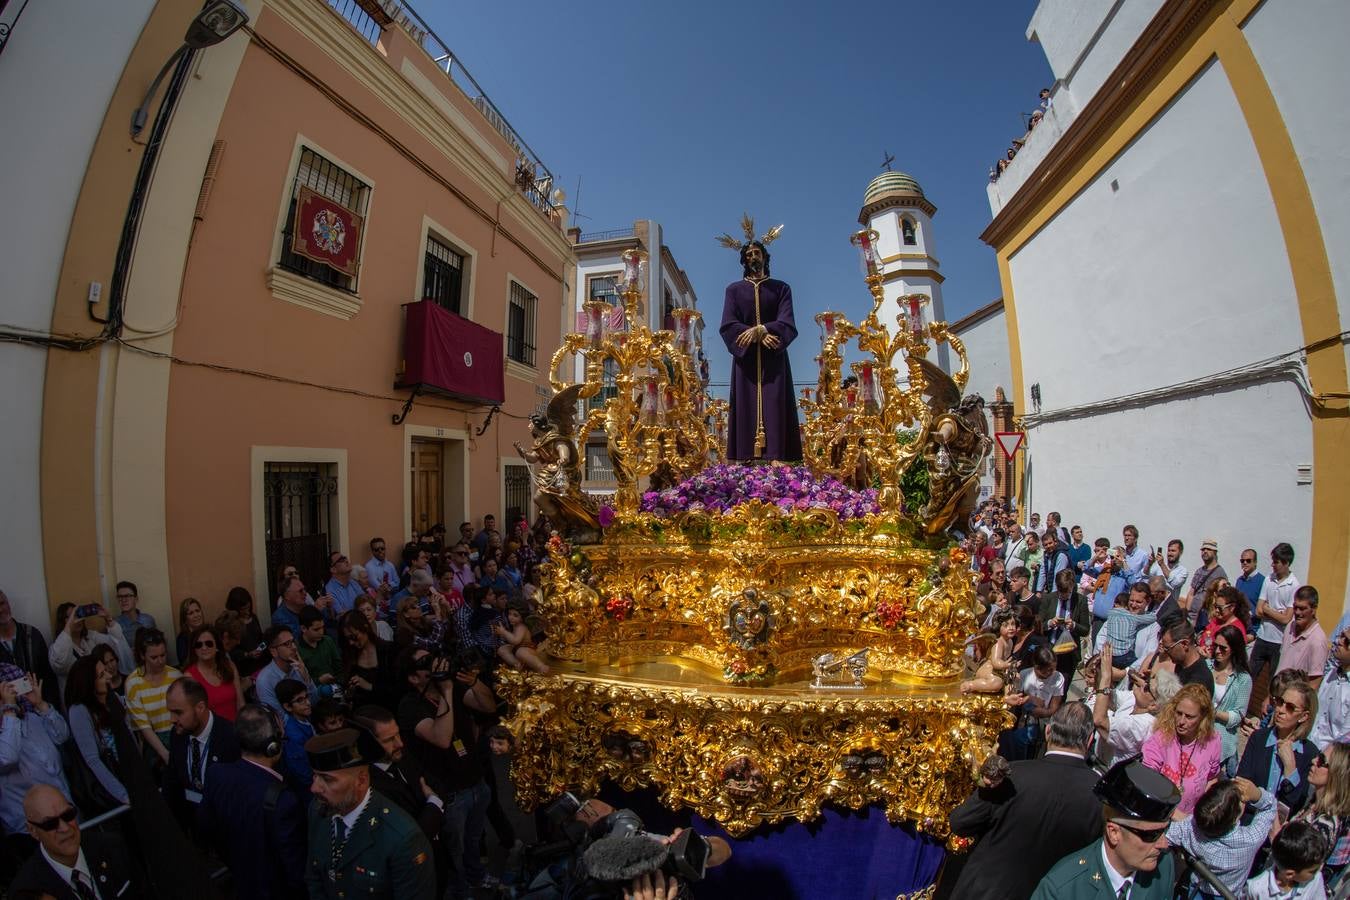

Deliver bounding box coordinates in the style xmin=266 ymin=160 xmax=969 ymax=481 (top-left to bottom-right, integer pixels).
xmin=244 ymin=758 xmax=283 ymax=781
xmin=1311 ymin=663 xmax=1350 ymax=748
xmin=1245 ymin=868 xmax=1327 ymax=899
xmin=1100 ymin=842 xmax=1134 ymax=898
xmin=1105 ymin=709 xmax=1155 ymax=765
xmin=1019 ymin=667 xmax=1065 ymax=713
xmin=40 ymin=845 xmax=99 ymax=898
xmin=1148 ymin=561 xmax=1188 ymax=597
xmin=1256 ymin=573 xmax=1301 ymax=643
xmin=336 ymin=787 xmax=373 ymax=836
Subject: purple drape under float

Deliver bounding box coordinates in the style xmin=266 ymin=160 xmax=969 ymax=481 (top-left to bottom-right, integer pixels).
xmin=719 ymin=278 xmax=802 ymax=463
xmin=597 ymin=786 xmax=944 ymax=899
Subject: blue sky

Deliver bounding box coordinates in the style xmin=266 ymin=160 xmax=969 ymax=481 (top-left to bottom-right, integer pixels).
xmin=419 ymin=1 xmax=1052 ymax=392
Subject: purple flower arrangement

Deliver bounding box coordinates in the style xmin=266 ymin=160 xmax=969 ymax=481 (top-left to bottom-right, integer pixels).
xmin=639 ymin=464 xmax=880 ymax=520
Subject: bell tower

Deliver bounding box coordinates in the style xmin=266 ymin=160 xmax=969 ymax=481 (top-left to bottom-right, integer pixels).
xmin=859 ymin=171 xmax=950 ymax=372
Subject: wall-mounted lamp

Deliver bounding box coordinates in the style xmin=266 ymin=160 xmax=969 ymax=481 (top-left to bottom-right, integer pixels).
xmin=130 ymin=0 xmax=249 ymax=136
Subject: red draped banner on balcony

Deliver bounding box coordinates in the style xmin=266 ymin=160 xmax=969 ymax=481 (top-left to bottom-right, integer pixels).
xmin=399 ymin=300 xmax=505 ymax=405
xmin=290 ymin=186 xmax=363 ymax=277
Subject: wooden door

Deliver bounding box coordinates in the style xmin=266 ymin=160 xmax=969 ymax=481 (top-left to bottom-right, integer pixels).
xmin=410 ymin=439 xmax=443 ymax=538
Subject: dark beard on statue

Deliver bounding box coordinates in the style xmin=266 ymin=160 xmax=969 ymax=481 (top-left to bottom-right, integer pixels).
xmin=743 ymin=257 xmax=763 ymax=277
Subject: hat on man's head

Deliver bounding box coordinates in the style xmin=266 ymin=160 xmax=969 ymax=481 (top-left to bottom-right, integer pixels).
xmin=1093 ymin=756 xmax=1181 ymax=823
xmin=1201 ymin=538 xmax=1219 ymax=552
xmin=305 ymin=728 xmax=381 ymax=773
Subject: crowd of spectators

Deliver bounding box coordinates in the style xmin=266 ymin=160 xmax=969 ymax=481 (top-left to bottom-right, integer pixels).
xmin=0 ymin=512 xmax=560 ymax=899
xmin=948 ymin=498 xmax=1350 ymax=898
xmin=990 ymin=87 xmax=1052 ymax=183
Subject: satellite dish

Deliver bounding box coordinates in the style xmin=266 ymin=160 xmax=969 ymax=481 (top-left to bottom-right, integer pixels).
xmin=552 ymin=188 xmax=567 ymax=204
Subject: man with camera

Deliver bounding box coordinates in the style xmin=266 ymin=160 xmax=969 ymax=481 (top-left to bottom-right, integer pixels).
xmin=396 ymin=647 xmax=493 ymax=898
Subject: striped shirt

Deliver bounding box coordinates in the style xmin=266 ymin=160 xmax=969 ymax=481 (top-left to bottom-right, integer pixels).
xmin=124 ymin=666 xmax=182 ymax=734
xmin=1104 ymin=607 xmax=1157 ymax=653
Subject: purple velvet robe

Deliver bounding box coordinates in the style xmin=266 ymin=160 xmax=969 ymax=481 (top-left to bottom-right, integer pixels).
xmin=719 ymin=277 xmax=802 ymax=462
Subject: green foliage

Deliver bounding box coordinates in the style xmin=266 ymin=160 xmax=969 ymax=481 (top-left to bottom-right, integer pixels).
xmin=896 ymin=430 xmax=931 ymax=514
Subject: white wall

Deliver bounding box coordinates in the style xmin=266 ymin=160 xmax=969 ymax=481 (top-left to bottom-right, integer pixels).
xmin=1028 ymin=0 xmax=1166 ymax=112
xmin=1007 ymin=58 xmax=1317 ymax=587
xmin=955 ymin=307 xmax=1013 ymax=409
xmin=1023 ymin=380 xmax=1313 ymax=588
xmin=1242 ymin=0 xmax=1350 ymax=380
xmin=0 ymin=0 xmax=156 ymax=628
xmin=1009 ymin=62 xmax=1303 ymax=409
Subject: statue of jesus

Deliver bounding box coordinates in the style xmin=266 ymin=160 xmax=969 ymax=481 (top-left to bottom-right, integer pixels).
xmin=718 ymin=234 xmax=802 ymax=462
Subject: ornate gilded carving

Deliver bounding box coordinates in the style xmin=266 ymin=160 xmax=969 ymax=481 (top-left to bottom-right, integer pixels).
xmin=498 ymin=668 xmax=1010 ymax=838
xmin=503 ymin=225 xmax=1002 ymax=845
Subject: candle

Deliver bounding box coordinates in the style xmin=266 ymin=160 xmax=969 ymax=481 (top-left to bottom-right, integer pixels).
xmin=621 ymin=249 xmax=647 ymax=293
xmin=908 ymin=295 xmax=924 ymax=340
xmin=860 ymin=363 xmax=879 ymax=414
xmin=641 ymin=378 xmax=660 ymax=426
xmin=851 ymin=230 xmax=882 ymax=277
xmin=584 ymin=302 xmax=607 ymax=349
xmin=845 ymin=386 xmax=858 ymax=408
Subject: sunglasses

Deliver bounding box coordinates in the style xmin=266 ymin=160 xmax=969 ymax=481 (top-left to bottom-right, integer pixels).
xmin=194 ymin=639 xmax=216 ymax=649
xmin=28 ymin=807 xmax=78 ymax=832
xmin=1275 ymin=698 xmax=1306 ymax=714
xmin=1116 ymin=821 xmax=1168 ymax=843
xmin=1313 ymin=752 xmax=1327 ymax=768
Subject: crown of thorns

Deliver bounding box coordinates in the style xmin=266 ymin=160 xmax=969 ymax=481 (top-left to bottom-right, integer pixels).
xmin=715 ymin=213 xmax=784 ymax=252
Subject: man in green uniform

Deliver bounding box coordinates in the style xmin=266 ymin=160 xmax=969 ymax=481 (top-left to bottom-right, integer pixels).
xmin=304 ymin=728 xmax=436 ymax=900
xmin=1031 ymin=757 xmax=1181 ymax=899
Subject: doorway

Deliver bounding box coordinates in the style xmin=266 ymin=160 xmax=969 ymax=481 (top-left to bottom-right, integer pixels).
xmin=410 ymin=439 xmax=443 ymax=539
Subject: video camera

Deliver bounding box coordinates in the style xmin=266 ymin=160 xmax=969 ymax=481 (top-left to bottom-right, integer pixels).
xmin=517 ymin=792 xmax=712 ymax=899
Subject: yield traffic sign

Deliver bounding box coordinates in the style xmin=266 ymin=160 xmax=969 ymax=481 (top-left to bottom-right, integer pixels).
xmin=995 ymin=431 xmax=1025 ymax=460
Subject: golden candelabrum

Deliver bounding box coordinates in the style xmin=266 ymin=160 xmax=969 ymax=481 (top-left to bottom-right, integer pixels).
xmin=510 ymin=227 xmax=999 ymax=842
xmin=547 ymin=249 xmax=721 ymax=515
xmin=798 ymin=229 xmax=972 ymax=518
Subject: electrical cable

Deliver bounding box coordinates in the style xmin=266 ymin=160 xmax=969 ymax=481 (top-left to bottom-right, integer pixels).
xmin=1016 ymin=330 xmax=1350 ymax=429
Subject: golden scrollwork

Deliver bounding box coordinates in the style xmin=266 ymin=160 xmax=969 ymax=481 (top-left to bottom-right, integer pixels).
xmin=539 ymin=511 xmax=979 ymax=682
xmin=498 ymin=666 xmax=1010 ymax=837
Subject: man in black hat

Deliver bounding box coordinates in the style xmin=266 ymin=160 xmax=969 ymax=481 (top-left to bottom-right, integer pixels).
xmin=303 ymin=728 xmax=435 ymax=900
xmin=1030 ymin=756 xmax=1181 ymax=899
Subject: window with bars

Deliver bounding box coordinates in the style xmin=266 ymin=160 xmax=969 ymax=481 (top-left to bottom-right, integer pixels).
xmin=507 ymin=281 xmax=537 ymax=367
xmin=263 ymin=462 xmax=339 ymax=605
xmin=587 ymin=274 xmax=618 ymax=304
xmin=279 ymin=148 xmax=370 ymax=293
xmin=423 ymin=235 xmax=466 ymax=313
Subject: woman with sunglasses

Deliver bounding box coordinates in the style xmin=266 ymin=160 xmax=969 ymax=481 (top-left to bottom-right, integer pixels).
xmin=1284 ymin=742 xmax=1350 ymax=889
xmin=1237 ymin=679 xmax=1319 ymax=816
xmin=185 ymin=624 xmax=243 ymax=722
xmin=1198 ymin=585 xmax=1251 ymax=655
xmin=1142 ymin=683 xmax=1223 ymax=815
xmin=1208 ymin=623 xmax=1253 ymax=777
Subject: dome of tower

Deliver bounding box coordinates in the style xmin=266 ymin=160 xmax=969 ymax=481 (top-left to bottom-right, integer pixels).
xmin=859 ymin=169 xmax=937 ymax=223
xmin=862 ymin=171 xmax=925 ymax=205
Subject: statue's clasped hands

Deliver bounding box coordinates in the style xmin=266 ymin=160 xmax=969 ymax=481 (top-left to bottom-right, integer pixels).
xmin=736 ymin=325 xmax=780 ymax=350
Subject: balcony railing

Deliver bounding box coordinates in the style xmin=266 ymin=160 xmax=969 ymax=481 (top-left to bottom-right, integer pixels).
xmin=322 ymin=0 xmax=557 ymax=217
xmin=578 ymin=226 xmax=637 ymax=243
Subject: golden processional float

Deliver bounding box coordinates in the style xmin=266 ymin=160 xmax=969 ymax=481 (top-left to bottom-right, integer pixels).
xmin=502 ymin=226 xmax=1003 ymax=840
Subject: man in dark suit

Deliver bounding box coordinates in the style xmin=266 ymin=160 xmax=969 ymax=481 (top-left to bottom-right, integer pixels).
xmin=11 ymin=783 xmax=139 ymax=900
xmin=1040 ymin=569 xmax=1092 ymax=696
xmin=163 ymin=676 xmax=240 ymax=837
xmin=198 ymin=704 xmax=307 ymax=899
xmin=945 ymin=702 xmax=1103 ymax=900
xmin=352 ymin=706 xmax=445 ymax=841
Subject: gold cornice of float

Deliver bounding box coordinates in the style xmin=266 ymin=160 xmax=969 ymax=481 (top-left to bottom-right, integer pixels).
xmin=499 ymin=666 xmax=1010 ymax=837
